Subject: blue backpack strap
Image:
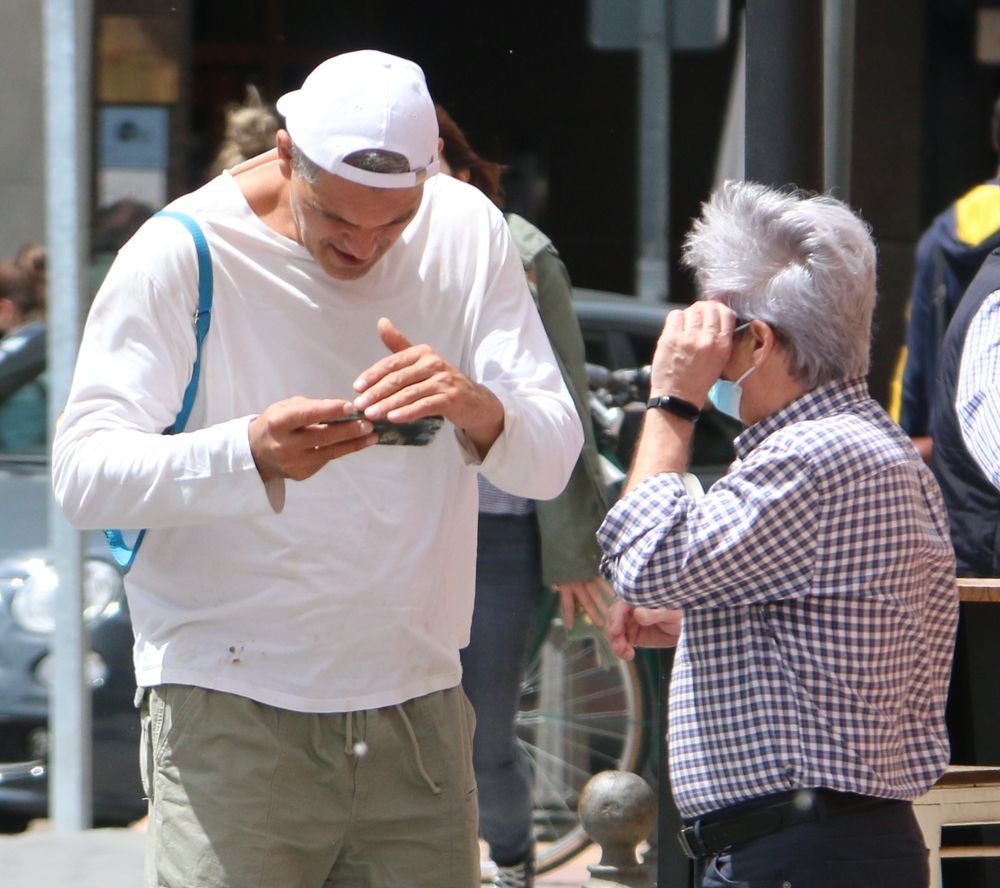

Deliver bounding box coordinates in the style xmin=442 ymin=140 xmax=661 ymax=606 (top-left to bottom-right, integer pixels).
xmin=104 ymin=526 xmax=144 ymax=568
xmin=104 ymin=211 xmax=213 ymax=569
xmin=159 ymin=211 xmax=214 ymax=434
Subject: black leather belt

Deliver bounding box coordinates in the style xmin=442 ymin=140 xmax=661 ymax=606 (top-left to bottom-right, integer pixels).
xmin=677 ymin=788 xmax=898 ymax=859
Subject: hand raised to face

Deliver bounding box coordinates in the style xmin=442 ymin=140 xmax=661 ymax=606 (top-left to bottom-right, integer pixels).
xmin=648 ymin=301 xmax=742 ymax=408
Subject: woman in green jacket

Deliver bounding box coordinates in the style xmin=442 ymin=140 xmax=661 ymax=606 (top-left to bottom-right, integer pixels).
xmin=437 ymin=105 xmax=612 ymax=888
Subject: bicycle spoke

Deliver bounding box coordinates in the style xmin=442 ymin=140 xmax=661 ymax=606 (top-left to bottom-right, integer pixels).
xmin=516 ymin=617 xmax=653 ymax=874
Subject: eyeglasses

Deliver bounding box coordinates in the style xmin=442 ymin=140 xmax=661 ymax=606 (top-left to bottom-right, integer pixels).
xmin=735 ymin=317 xmax=790 ymax=347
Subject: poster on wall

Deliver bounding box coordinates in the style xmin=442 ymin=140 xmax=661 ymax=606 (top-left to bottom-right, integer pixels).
xmin=98 ymin=14 xmax=181 ymax=104
xmin=98 ymin=106 xmax=169 ymax=209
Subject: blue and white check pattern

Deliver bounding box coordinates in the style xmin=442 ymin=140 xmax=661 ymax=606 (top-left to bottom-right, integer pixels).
xmin=599 ymin=378 xmax=957 ymax=818
xmin=957 ymin=289 xmax=1000 ymax=491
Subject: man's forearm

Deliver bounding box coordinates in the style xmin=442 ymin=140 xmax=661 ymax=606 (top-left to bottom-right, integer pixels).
xmin=623 ymin=409 xmax=695 ymax=494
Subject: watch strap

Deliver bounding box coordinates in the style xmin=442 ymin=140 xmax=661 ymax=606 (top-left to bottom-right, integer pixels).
xmin=647 ymin=395 xmax=701 ymax=421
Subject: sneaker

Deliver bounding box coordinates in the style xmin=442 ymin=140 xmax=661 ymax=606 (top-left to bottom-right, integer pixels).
xmin=494 ymin=858 xmax=534 ymax=888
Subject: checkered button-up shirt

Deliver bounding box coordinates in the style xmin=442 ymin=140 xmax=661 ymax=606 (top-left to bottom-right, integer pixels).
xmin=599 ymin=378 xmax=957 ymax=818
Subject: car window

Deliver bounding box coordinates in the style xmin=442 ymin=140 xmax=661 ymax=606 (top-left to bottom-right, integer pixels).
xmin=625 ymin=331 xmax=658 ymax=368
xmin=0 ymin=456 xmax=51 ymax=558
xmin=579 ymin=321 xmax=656 ymax=371
xmin=0 ymin=374 xmax=48 ymax=455
xmin=0 ymin=325 xmax=48 ymax=455
xmin=580 ymin=329 xmax=611 ymax=370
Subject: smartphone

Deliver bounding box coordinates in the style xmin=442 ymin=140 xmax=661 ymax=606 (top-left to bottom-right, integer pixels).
xmin=324 ymin=414 xmax=444 ymax=446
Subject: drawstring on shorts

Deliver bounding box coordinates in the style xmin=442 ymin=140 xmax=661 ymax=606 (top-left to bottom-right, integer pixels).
xmin=342 ymin=705 xmax=441 ymax=795
xmin=395 ymin=705 xmax=442 ymax=795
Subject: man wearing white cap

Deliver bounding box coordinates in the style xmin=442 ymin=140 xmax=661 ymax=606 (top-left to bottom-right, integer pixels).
xmin=52 ymin=50 xmax=583 ymax=888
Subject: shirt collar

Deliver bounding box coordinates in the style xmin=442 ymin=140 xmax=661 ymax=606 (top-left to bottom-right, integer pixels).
xmin=733 ymin=377 xmax=871 ymax=459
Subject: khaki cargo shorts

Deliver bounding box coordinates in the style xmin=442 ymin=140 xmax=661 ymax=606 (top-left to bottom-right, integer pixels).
xmin=139 ymin=684 xmax=479 ymax=887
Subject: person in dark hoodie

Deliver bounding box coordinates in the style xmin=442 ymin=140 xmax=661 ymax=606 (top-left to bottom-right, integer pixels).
xmin=928 ymin=232 xmax=1000 ymax=888
xmin=890 ymin=95 xmax=1000 ymax=462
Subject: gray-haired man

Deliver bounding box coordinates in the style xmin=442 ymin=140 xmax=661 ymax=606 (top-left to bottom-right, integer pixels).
xmin=601 ymin=181 xmax=957 ymax=888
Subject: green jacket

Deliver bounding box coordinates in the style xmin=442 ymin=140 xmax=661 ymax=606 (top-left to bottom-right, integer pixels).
xmin=507 ymin=213 xmax=609 ymax=585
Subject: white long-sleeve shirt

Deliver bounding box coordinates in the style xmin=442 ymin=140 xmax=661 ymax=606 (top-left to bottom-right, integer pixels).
xmin=53 ymin=171 xmax=582 ymax=713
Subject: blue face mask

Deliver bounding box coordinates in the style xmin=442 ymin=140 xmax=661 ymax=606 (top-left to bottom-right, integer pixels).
xmin=707 ymin=364 xmax=756 ymax=423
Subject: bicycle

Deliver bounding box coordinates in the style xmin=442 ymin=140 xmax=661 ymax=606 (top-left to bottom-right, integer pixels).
xmin=514 ymin=592 xmax=658 ymax=874
xmin=512 ymin=364 xmax=661 ymax=876
xmin=510 ymin=363 xmax=739 ymax=877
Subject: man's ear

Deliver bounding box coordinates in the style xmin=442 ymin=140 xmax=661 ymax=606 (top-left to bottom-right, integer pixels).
xmin=747 ymin=319 xmax=779 ymax=368
xmin=276 ymin=130 xmax=294 ymax=175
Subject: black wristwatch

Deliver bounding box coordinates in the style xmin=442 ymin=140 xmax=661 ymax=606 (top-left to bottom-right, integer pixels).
xmin=647 ymin=395 xmax=701 ymax=422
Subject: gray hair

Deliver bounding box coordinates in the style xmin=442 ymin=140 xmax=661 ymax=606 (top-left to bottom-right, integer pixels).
xmin=681 ymin=180 xmax=877 ymax=389
xmin=290 ymin=144 xmax=411 ymax=184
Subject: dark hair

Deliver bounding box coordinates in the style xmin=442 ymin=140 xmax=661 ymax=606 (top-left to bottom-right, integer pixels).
xmin=16 ymin=243 xmax=45 ymax=277
xmin=15 ymin=243 xmax=46 ymax=308
xmin=289 ymin=144 xmax=411 ymax=184
xmin=0 ymin=260 xmax=39 ymax=318
xmin=92 ymin=199 xmax=155 ymax=254
xmin=343 ymin=149 xmax=412 ymax=174
xmin=435 ymin=104 xmax=505 ymax=209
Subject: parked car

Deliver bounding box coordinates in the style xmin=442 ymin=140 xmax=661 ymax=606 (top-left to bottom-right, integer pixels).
xmin=0 ymin=288 xmax=740 ymax=832
xmin=0 ymin=453 xmax=141 ymax=831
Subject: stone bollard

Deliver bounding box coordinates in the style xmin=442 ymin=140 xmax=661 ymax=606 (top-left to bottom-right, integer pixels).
xmin=579 ymin=770 xmax=657 ymax=888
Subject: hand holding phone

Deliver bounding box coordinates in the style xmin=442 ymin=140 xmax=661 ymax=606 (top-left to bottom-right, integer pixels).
xmin=349 ymin=318 xmax=504 ymax=457
xmin=325 ymin=413 xmax=443 ymax=446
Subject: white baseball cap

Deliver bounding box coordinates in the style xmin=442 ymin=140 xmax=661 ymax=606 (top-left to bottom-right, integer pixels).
xmin=276 ymin=50 xmax=440 ymax=188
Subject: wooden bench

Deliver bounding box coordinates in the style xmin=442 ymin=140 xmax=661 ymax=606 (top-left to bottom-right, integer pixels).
xmin=913 ymin=578 xmax=1000 ymax=888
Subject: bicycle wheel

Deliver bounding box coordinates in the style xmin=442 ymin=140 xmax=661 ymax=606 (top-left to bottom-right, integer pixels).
xmin=515 ymin=616 xmax=653 ymax=874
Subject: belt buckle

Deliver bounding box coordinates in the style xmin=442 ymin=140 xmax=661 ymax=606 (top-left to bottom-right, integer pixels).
xmin=677 ymin=823 xmax=706 ymax=859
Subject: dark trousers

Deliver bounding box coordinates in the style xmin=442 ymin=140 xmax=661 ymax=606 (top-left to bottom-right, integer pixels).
xmin=460 ymin=513 xmax=541 ymax=866
xmin=697 ymin=799 xmax=928 ymax=888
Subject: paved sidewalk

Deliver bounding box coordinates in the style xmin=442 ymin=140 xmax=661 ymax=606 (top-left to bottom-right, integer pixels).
xmin=0 ymin=828 xmax=145 ymax=888
xmin=0 ymin=825 xmax=604 ymax=887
